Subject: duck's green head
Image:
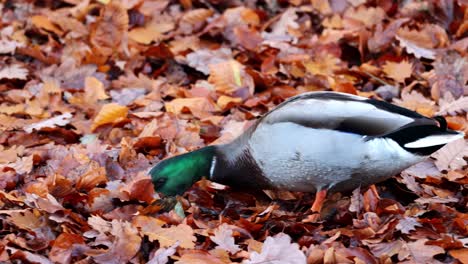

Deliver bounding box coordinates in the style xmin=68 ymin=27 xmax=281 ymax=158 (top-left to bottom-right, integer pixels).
xmin=149 ymin=146 xmax=216 ymax=196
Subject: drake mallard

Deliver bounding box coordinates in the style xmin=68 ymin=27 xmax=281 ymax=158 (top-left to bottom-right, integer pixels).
xmin=149 ymin=92 xmax=464 ymax=212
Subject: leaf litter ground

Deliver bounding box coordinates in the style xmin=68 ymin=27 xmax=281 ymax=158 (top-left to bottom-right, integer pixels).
xmin=0 ymin=0 xmax=467 ymax=263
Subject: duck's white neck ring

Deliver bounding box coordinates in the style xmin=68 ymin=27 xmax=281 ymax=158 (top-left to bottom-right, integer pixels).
xmin=209 ymin=156 xmax=217 ymax=179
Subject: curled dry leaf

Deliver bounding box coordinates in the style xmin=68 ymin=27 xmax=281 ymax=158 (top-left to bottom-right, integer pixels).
xmin=31 ymin=15 xmax=64 ymax=36
xmin=396 ymin=35 xmax=436 ymax=60
xmin=432 ymin=139 xmax=468 ymax=171
xmin=91 ymin=103 xmax=129 ymax=131
xmin=24 ymin=112 xmax=73 ymax=133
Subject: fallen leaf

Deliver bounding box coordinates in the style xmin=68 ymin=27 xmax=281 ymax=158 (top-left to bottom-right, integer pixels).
xmin=403 ymin=239 xmax=444 ymax=263
xmin=437 ymin=95 xmax=468 ymax=116
xmin=148 ymin=224 xmax=196 ymax=249
xmin=432 ymin=139 xmax=468 ymax=171
xmin=396 ymin=35 xmax=436 ymax=60
xmin=31 ymin=15 xmax=64 ymax=35
xmin=91 ymin=103 xmax=128 ymax=131
xmin=148 ymin=241 xmax=179 ymax=264
xmin=24 ymin=113 xmax=73 ymax=133
xmin=176 ymin=251 xmax=226 ymax=264
xmin=244 ymin=233 xmax=306 ymax=264
xmin=210 ymin=223 xmax=241 ymax=254
xmin=393 ymin=89 xmax=437 ymax=116
xmin=449 ymin=248 xmax=468 ymax=264
xmin=0 ymin=64 xmax=28 ymax=80
xmin=383 ymin=60 xmax=413 ymax=83
xmin=90 ymin=2 xmax=129 ymax=57
xmin=208 ymin=60 xmax=254 ymax=99
xmin=396 ymin=216 xmax=421 ymax=234
xmin=165 ymin=97 xmax=219 ymax=119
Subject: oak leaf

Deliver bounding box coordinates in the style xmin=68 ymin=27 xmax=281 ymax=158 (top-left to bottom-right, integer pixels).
xmin=210 ymin=223 xmax=241 ymax=254
xmin=176 ymin=251 xmax=226 ymax=264
xmin=147 ymin=224 xmax=196 ymax=249
xmin=393 ymin=89 xmax=437 ymax=117
xmin=244 ymin=233 xmax=306 ymax=264
xmin=432 ymin=139 xmax=468 ymax=171
xmin=402 ymin=239 xmax=444 ymax=263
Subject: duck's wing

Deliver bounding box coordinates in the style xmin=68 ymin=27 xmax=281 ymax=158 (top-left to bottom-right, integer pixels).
xmin=259 ymin=91 xmax=463 ymax=155
xmin=260 ymin=91 xmax=436 ymax=136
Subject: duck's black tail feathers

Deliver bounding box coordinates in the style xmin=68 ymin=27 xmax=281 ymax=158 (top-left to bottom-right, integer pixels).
xmin=383 ymin=117 xmax=464 ymax=155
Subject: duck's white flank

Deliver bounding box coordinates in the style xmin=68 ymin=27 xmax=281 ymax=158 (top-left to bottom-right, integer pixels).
xmin=404 ymin=132 xmax=465 ymax=148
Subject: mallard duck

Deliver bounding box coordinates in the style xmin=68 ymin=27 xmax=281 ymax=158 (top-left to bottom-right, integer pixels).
xmin=149 ymin=91 xmax=464 ymax=213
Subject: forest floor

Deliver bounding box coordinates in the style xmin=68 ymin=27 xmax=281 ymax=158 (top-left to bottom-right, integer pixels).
xmin=0 ymin=0 xmax=467 ymax=263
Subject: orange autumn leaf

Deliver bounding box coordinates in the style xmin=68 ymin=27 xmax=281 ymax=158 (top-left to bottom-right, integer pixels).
xmin=217 ymin=95 xmax=242 ymax=110
xmin=31 ymin=15 xmax=63 ymax=35
xmin=383 ymin=60 xmax=413 ymax=83
xmin=91 ymin=103 xmax=128 ymax=131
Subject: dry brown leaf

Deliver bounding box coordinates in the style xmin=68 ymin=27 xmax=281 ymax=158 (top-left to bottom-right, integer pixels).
xmin=403 ymin=239 xmax=444 ymax=263
xmin=49 ymin=233 xmax=86 ymax=264
xmin=165 ymin=97 xmax=219 ymax=119
xmin=76 ymin=161 xmax=108 ymax=191
xmin=217 ymin=95 xmax=242 ymax=110
xmin=382 ymin=60 xmax=413 ymax=83
xmin=432 ymin=139 xmax=468 ymax=171
xmin=148 ymin=224 xmax=195 ymax=249
xmin=91 ymin=103 xmax=129 ymax=131
xmin=398 ymin=38 xmax=436 ymax=59
xmin=90 ymin=220 xmax=142 ymax=264
xmin=344 ymin=6 xmax=386 ymax=28
xmin=90 ymin=2 xmax=129 ymax=57
xmin=0 ymin=64 xmax=28 ymax=80
xmin=208 ymin=60 xmax=254 ymax=98
xmin=85 ymin=76 xmax=109 ymax=103
xmin=175 ymin=251 xmax=226 ymax=264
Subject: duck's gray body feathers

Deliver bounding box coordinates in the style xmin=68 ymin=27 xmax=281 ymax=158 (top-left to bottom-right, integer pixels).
xmin=211 ymin=92 xmax=463 ymax=193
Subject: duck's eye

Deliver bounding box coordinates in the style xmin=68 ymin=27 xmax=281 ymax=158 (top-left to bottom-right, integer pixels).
xmin=154 ymin=177 xmax=167 ymax=189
